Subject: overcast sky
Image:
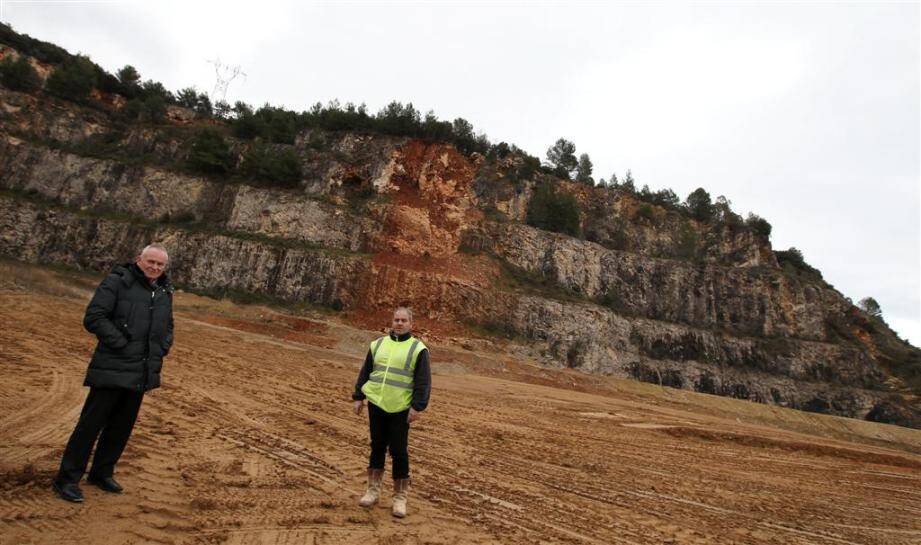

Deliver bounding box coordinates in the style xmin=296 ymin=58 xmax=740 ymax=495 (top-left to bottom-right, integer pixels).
xmin=2 ymin=1 xmax=919 ymax=345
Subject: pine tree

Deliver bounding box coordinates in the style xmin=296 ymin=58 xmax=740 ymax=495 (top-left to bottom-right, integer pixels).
xmin=622 ymin=170 xmax=636 ymax=192
xmin=545 ymin=138 xmax=578 ymax=179
xmin=575 ymin=153 xmax=594 ymax=185
xmin=686 ymin=187 xmax=714 ymax=221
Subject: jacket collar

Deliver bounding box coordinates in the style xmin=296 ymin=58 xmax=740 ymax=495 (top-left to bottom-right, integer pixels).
xmin=389 ymin=330 xmax=413 ymax=342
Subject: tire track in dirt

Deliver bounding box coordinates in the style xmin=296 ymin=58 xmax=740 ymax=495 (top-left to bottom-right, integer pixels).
xmin=1 ymin=272 xmax=920 ymax=545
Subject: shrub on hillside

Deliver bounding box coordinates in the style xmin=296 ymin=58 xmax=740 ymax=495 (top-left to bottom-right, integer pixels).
xmin=636 ymin=204 xmax=655 ymax=222
xmin=776 ymin=247 xmax=823 ymax=281
xmin=0 ymin=56 xmax=41 ymax=92
xmin=650 ymin=188 xmax=680 ymax=209
xmin=241 ymin=142 xmax=302 ymax=187
xmin=0 ymin=23 xmax=68 ymax=63
xmin=45 ymin=54 xmax=97 ymax=102
xmin=121 ymin=94 xmax=167 ymax=123
xmin=94 ymin=65 xmax=122 ymax=96
xmin=187 ymin=128 xmax=234 ymax=175
xmin=233 ymin=104 xmax=297 ymax=144
xmin=526 ymin=182 xmax=581 ymax=237
xmin=745 ymin=213 xmax=772 ymax=238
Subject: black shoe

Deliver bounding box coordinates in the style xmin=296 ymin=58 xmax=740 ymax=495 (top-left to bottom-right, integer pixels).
xmin=52 ymin=480 xmax=84 ymax=502
xmin=87 ymin=475 xmax=123 ymax=494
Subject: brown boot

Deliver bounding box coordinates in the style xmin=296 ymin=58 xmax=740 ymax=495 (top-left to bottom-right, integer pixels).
xmin=392 ymin=478 xmax=410 ymax=518
xmin=359 ymin=468 xmax=384 ymax=507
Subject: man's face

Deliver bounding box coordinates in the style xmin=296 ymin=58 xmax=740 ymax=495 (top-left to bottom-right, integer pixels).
xmin=392 ymin=310 xmax=411 ymax=335
xmin=136 ymin=248 xmax=168 ymax=282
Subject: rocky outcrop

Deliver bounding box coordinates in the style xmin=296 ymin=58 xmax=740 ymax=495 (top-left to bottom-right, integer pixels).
xmin=467 ymin=221 xmax=842 ymax=341
xmin=0 ymin=196 xmax=366 ymax=307
xmin=0 ymin=84 xmax=918 ymax=427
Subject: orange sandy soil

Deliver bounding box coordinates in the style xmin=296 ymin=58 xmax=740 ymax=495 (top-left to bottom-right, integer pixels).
xmin=1 ymin=261 xmax=919 ymax=545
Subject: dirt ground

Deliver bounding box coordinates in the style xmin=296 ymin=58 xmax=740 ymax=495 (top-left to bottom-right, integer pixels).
xmin=1 ymin=261 xmax=919 ymax=545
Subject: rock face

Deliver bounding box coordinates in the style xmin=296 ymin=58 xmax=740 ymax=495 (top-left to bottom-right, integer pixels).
xmin=1 ymin=85 xmax=918 ymax=428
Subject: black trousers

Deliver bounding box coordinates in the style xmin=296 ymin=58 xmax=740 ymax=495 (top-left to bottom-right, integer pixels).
xmin=56 ymin=387 xmax=144 ymax=484
xmin=368 ymin=402 xmax=410 ymax=479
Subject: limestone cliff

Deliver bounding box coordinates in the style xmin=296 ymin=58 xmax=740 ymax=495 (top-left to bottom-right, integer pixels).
xmin=1 ymin=79 xmax=918 ymax=427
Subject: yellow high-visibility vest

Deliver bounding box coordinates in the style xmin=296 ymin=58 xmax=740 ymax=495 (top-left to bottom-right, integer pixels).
xmin=361 ymin=335 xmax=426 ymax=413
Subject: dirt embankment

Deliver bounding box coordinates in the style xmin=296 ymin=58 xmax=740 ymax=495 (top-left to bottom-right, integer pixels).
xmin=1 ymin=261 xmax=919 ymax=545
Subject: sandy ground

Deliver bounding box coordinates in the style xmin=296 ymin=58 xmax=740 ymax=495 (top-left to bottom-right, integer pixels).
xmin=0 ymin=261 xmax=919 ymax=545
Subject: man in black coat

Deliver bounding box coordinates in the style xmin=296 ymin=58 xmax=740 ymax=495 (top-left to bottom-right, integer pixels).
xmin=52 ymin=244 xmax=174 ymax=503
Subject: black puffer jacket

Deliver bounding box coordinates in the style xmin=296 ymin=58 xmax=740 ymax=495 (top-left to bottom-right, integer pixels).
xmin=83 ymin=263 xmax=174 ymax=391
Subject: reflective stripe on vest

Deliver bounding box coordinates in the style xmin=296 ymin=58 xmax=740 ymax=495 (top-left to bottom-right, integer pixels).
xmin=367 ymin=375 xmax=413 ymax=389
xmin=372 ymin=364 xmax=413 ymax=377
xmin=361 ymin=335 xmax=427 ymax=413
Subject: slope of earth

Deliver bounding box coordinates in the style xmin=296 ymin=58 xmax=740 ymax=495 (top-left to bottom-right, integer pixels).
xmin=1 ymin=260 xmax=919 ymax=545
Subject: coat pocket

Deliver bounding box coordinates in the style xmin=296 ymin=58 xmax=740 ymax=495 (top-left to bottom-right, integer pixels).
xmin=119 ymin=302 xmax=137 ymax=341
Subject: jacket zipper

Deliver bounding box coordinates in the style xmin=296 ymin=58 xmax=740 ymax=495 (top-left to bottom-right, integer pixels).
xmin=142 ymin=289 xmax=154 ymax=390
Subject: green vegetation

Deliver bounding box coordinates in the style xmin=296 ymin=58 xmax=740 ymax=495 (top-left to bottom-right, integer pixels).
xmin=240 ymin=142 xmax=302 ymax=187
xmin=504 ymin=151 xmax=541 ymax=184
xmin=636 ymin=203 xmax=655 ymax=222
xmin=775 ymin=247 xmax=823 ymax=282
xmin=622 ymin=170 xmax=636 ymax=192
xmin=686 ymin=187 xmax=714 ymax=221
xmin=176 ymin=87 xmax=212 ymax=117
xmin=45 ymin=54 xmax=97 ymax=102
xmin=232 ymin=102 xmax=297 ymax=143
xmin=0 ymin=23 xmax=68 ymax=63
xmin=526 ymin=182 xmax=581 ymax=237
xmin=745 ymin=213 xmax=772 ymax=238
xmin=120 ymin=94 xmax=166 ymax=123
xmin=229 ymin=99 xmax=492 ymax=155
xmin=0 ymin=55 xmax=41 ymax=92
xmin=641 ymin=187 xmax=680 ymax=209
xmin=544 ymin=137 xmax=578 ymax=179
xmin=186 ymin=128 xmax=234 ymax=175
xmin=115 ymin=65 xmax=140 ymax=97
xmin=575 ymin=153 xmax=594 ymax=185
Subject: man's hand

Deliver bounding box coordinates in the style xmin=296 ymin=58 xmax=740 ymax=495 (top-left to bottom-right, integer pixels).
xmin=408 ymin=408 xmax=420 ymax=424
xmin=353 ymin=400 xmax=364 ymax=415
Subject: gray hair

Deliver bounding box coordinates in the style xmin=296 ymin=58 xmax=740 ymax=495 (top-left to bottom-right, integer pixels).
xmin=393 ymin=306 xmax=413 ymax=321
xmin=141 ymin=244 xmax=170 ymax=261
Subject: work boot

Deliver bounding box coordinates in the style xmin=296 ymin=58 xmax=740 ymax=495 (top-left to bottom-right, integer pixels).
xmin=359 ymin=468 xmax=384 ymax=507
xmin=392 ymin=478 xmax=410 ymax=518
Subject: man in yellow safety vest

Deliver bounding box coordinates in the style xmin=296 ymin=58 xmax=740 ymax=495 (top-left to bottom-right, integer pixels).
xmin=352 ymin=306 xmax=431 ymax=518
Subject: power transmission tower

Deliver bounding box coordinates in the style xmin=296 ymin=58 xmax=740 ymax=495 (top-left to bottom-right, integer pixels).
xmin=208 ymin=58 xmax=246 ymax=103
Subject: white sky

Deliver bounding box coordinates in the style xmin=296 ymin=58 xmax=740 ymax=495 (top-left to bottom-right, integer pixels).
xmin=2 ymin=0 xmax=919 ymax=345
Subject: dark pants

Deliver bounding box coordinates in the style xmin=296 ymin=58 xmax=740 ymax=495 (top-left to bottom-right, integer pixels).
xmin=56 ymin=387 xmax=144 ymax=484
xmin=368 ymin=402 xmax=410 ymax=479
